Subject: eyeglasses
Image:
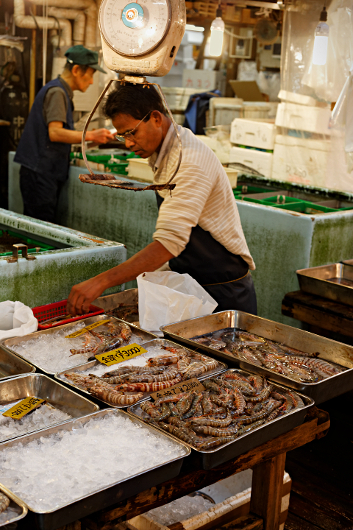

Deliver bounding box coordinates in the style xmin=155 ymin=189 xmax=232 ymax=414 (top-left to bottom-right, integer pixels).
xmin=114 ymin=111 xmax=151 ymax=142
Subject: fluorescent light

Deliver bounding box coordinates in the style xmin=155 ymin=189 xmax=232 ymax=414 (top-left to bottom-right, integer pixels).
xmin=209 ymin=8 xmax=224 ymax=57
xmin=312 ymin=6 xmax=329 ymax=66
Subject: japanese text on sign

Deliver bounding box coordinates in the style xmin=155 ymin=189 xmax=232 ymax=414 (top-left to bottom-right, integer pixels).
xmin=2 ymin=397 xmax=45 ymax=420
xmin=65 ymin=319 xmax=111 ymax=339
xmin=151 ymin=378 xmax=205 ymax=401
xmin=95 ymin=343 xmax=147 ymax=366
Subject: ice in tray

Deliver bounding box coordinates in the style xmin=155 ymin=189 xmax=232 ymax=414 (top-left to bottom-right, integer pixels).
xmin=0 ymin=412 xmax=187 ymax=513
xmin=9 ymin=318 xmax=150 ymax=374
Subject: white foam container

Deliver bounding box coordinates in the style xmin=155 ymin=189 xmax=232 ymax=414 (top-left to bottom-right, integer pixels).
xmin=242 ymin=102 xmax=271 ymax=119
xmin=275 ymin=102 xmax=331 ymax=135
xmin=272 ymin=134 xmax=330 ymax=186
xmin=160 ymin=87 xmax=204 ymax=111
xmin=229 ymin=146 xmax=273 ymax=178
xmin=230 ymin=118 xmax=276 ymax=150
xmin=127 ymin=158 xmax=154 ymax=182
xmin=209 ymin=98 xmax=243 ymax=127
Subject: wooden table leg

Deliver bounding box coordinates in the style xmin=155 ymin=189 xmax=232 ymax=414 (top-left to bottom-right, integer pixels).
xmin=249 ymin=452 xmax=286 ymax=530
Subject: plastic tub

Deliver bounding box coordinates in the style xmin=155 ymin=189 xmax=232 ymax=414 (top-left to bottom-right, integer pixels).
xmin=32 ymin=300 xmax=104 ymax=330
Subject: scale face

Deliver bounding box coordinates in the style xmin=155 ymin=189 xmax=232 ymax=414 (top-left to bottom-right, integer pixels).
xmin=99 ymin=0 xmax=185 ymax=76
xmin=100 ymin=0 xmax=171 ymax=57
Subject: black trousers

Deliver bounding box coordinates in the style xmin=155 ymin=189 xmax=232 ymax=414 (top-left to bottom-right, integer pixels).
xmin=19 ymin=166 xmax=66 ymax=223
xmin=203 ymin=272 xmax=257 ymax=315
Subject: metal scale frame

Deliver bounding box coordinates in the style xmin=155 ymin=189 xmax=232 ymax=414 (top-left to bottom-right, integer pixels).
xmin=80 ymin=0 xmax=186 ymax=192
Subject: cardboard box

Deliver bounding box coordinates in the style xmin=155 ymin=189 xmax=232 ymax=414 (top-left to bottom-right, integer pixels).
xmin=229 ymin=146 xmax=273 ymax=177
xmin=231 ymin=118 xmax=276 ymax=149
xmin=229 ymin=80 xmax=266 ymax=102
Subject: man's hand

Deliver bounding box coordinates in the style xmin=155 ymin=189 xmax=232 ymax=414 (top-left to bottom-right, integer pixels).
xmin=67 ymin=277 xmax=107 ymax=316
xmin=86 ymin=128 xmax=115 ymax=145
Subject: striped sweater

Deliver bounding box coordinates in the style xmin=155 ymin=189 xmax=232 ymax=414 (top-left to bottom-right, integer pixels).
xmin=149 ymin=124 xmax=255 ymax=270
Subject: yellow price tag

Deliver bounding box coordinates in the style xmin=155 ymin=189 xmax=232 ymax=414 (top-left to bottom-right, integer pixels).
xmin=65 ymin=319 xmax=111 ymax=339
xmin=2 ymin=397 xmax=45 ymax=420
xmin=95 ymin=343 xmax=147 ymax=366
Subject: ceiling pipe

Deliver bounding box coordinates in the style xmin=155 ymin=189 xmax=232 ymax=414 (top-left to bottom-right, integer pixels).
xmin=28 ymin=0 xmax=97 ymax=48
xmin=47 ymin=7 xmax=85 ymax=45
xmin=14 ymin=0 xmax=72 ymax=46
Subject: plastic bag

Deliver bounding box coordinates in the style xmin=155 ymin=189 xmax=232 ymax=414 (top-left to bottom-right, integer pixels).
xmin=137 ymin=271 xmax=218 ymax=332
xmin=0 ymin=301 xmax=38 ymax=339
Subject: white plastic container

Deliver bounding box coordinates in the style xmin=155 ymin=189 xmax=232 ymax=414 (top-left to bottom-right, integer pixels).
xmin=127 ymin=158 xmax=154 ymax=182
xmin=209 ymin=98 xmax=243 ymax=127
xmin=272 ymin=134 xmax=330 ymax=187
xmin=275 ymin=102 xmax=331 ymax=135
xmin=230 ymin=118 xmax=276 ymax=150
xmin=229 ymin=146 xmax=273 ymax=178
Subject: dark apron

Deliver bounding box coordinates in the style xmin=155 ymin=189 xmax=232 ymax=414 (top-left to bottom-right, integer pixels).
xmin=156 ymin=193 xmax=257 ymax=314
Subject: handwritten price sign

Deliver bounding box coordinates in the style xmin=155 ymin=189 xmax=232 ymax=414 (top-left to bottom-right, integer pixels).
xmin=2 ymin=397 xmax=45 ymax=420
xmin=95 ymin=343 xmax=147 ymax=366
xmin=151 ymin=378 xmax=205 ymax=401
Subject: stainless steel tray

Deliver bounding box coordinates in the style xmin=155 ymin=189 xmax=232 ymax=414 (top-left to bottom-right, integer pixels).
xmin=0 ymin=373 xmax=99 ymax=443
xmin=128 ymin=368 xmax=314 ymax=470
xmin=160 ymin=311 xmax=353 ymax=404
xmin=0 ymin=484 xmax=28 ymax=527
xmin=94 ymin=288 xmax=138 ymax=313
xmin=1 ymin=315 xmax=157 ymax=376
xmin=341 ymin=259 xmax=353 ymax=267
xmin=297 ymin=263 xmax=353 ymax=306
xmin=55 ymin=338 xmax=227 ymax=408
xmin=0 ymin=346 xmax=36 ymax=381
xmin=0 ymin=409 xmax=190 ymax=530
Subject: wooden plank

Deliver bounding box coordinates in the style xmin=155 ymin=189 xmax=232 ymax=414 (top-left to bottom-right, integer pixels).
xmin=281 ymin=291 xmax=353 ymax=338
xmin=220 ymin=514 xmax=263 ymax=530
xmin=250 ymin=453 xmax=286 ymax=530
xmin=287 ymin=494 xmax=349 ymax=530
xmin=82 ymin=410 xmax=329 ymax=526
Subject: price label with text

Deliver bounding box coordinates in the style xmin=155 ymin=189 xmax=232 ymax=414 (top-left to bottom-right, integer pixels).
xmin=95 ymin=343 xmax=148 ymax=366
xmin=2 ymin=397 xmax=45 ymax=420
xmin=151 ymin=378 xmax=205 ymax=401
xmin=65 ymin=319 xmax=111 ymax=339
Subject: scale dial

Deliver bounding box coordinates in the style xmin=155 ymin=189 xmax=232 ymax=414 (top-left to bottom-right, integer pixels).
xmin=99 ymin=0 xmax=172 ymax=57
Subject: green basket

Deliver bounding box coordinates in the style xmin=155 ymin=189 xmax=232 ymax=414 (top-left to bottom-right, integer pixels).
xmin=272 ymin=200 xmax=338 ymax=214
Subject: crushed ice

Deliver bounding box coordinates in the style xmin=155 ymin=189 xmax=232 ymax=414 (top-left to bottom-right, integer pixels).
xmin=9 ymin=321 xmax=149 ymax=373
xmin=0 ymin=404 xmax=71 ymax=442
xmin=0 ymin=413 xmax=186 ymax=512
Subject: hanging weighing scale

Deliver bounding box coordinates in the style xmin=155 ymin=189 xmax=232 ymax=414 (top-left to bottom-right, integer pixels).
xmin=79 ymin=0 xmax=186 ymax=191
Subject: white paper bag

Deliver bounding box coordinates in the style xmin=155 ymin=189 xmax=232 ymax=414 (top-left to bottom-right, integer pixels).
xmin=0 ymin=301 xmax=38 ymax=339
xmin=137 ymin=271 xmax=218 ymax=332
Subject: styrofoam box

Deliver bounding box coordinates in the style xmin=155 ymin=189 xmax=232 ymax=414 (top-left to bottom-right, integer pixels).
xmin=129 ymin=471 xmax=291 ymax=530
xmin=243 ymin=101 xmax=271 ymax=119
xmin=275 ymin=102 xmax=331 ymax=135
xmin=182 ymin=69 xmax=223 ymax=91
xmin=229 ymin=146 xmax=273 ymax=178
xmin=209 ymin=98 xmax=243 ymax=127
xmin=127 ymin=158 xmax=154 ymax=183
xmin=231 ymin=118 xmax=276 ymax=150
xmin=278 ymin=90 xmax=329 ymax=108
xmin=272 ymin=134 xmax=330 ymax=187
xmin=161 ymin=87 xmax=205 ymax=111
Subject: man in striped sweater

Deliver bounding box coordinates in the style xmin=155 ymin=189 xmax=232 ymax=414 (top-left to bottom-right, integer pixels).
xmin=67 ymin=83 xmax=257 ymax=316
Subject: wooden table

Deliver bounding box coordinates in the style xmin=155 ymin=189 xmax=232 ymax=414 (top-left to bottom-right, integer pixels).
xmin=282 ymin=290 xmax=353 ymax=343
xmin=74 ymin=407 xmax=330 ymax=530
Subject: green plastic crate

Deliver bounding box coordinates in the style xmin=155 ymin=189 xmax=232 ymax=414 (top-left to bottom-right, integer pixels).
xmin=273 ymin=200 xmax=338 ymax=214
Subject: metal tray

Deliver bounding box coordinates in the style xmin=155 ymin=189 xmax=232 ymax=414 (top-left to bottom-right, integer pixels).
xmin=94 ymin=288 xmax=138 ymax=319
xmin=0 ymin=374 xmax=99 ymax=443
xmin=128 ymin=368 xmax=314 ymax=470
xmin=0 ymin=346 xmax=35 ymax=381
xmin=0 ymin=409 xmax=190 ymax=530
xmin=341 ymin=259 xmax=353 ymax=267
xmin=1 ymin=315 xmax=157 ymax=376
xmin=55 ymin=338 xmax=227 ymax=408
xmin=160 ymin=311 xmax=353 ymax=404
xmin=297 ymin=263 xmax=353 ymax=306
xmin=0 ymin=484 xmax=28 ymax=527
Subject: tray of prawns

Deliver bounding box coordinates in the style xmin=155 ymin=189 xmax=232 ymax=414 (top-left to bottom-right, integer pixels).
xmin=56 ymin=339 xmax=227 ymax=409
xmin=128 ymin=368 xmax=314 ymax=470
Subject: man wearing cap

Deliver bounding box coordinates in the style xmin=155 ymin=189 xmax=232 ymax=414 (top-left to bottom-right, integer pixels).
xmin=15 ymin=45 xmax=115 ymax=223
